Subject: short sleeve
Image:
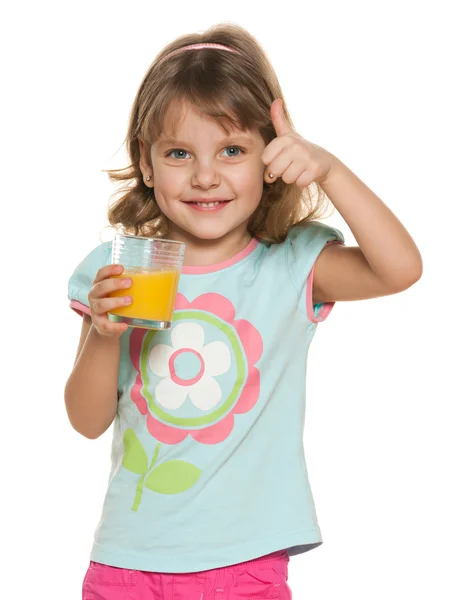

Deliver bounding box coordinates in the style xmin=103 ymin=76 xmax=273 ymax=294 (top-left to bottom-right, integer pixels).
xmin=68 ymin=241 xmax=112 ymax=316
xmin=286 ymin=221 xmax=345 ymax=324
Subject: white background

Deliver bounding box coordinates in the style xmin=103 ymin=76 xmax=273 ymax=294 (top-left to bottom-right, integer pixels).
xmin=2 ymin=1 xmax=448 ymax=598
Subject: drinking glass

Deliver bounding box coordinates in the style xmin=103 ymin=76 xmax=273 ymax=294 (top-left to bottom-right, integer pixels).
xmin=108 ymin=234 xmax=185 ymax=330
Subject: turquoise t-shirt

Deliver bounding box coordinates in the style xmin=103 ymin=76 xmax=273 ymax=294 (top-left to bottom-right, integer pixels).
xmin=68 ymin=220 xmax=345 ymax=573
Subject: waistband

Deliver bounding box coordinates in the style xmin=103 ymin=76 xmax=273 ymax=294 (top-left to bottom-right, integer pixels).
xmin=208 ymin=549 xmax=289 ymax=574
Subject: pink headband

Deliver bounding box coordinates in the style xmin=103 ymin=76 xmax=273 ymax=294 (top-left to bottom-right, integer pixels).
xmin=159 ymin=43 xmax=239 ymax=64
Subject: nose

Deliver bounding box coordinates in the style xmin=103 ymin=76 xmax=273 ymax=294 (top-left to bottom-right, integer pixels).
xmin=191 ymin=161 xmax=220 ymax=189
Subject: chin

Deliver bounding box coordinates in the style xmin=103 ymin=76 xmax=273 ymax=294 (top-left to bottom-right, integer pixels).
xmin=187 ymin=227 xmax=233 ymax=241
xmin=173 ymin=218 xmax=241 ymax=242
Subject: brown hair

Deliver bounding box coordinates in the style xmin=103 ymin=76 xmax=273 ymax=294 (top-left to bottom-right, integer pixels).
xmin=104 ymin=22 xmax=334 ymax=243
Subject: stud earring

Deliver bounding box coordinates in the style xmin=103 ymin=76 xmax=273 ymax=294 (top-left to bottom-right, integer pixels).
xmin=146 ymin=175 xmax=152 ymax=181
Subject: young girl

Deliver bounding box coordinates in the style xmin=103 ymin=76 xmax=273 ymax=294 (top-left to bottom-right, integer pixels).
xmin=65 ymin=23 xmax=422 ymax=600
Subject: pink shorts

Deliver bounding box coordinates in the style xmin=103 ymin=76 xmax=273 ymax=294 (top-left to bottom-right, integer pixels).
xmin=82 ymin=550 xmax=291 ymax=599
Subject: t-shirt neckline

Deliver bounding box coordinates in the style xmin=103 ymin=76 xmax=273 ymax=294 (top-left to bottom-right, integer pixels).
xmin=181 ymin=237 xmax=260 ymax=275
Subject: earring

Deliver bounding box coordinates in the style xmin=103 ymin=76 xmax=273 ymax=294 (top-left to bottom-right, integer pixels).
xmin=146 ymin=175 xmax=152 ymax=181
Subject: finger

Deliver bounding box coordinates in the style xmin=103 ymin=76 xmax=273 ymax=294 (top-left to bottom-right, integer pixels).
xmin=264 ymin=147 xmax=294 ymax=183
xmin=97 ymin=319 xmax=129 ymax=337
xmin=107 ymin=322 xmax=129 ymax=335
xmin=261 ymin=134 xmax=288 ymax=167
xmin=91 ymin=275 xmax=132 ymax=300
xmin=93 ymin=264 xmax=124 ymax=285
xmin=281 ymin=161 xmax=307 ymax=185
xmin=91 ymin=295 xmax=133 ymax=316
xmin=270 ymin=98 xmax=293 ymax=137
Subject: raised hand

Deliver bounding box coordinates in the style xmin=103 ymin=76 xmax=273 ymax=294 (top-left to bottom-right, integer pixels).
xmin=261 ymin=98 xmax=336 ymax=188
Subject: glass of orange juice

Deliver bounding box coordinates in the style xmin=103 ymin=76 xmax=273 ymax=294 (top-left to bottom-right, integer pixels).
xmin=108 ymin=234 xmax=185 ymax=330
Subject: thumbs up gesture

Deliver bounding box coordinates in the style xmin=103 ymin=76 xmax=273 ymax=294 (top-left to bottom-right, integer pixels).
xmin=261 ymin=99 xmax=336 ymax=188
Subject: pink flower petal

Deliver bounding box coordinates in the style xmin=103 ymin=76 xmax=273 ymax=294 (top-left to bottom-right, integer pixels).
xmin=234 ymin=319 xmax=263 ymax=365
xmin=190 ymin=412 xmax=234 ymax=444
xmin=146 ymin=412 xmax=189 ymax=445
xmin=233 ymin=367 xmax=260 ymax=414
xmin=190 ymin=293 xmax=236 ymax=323
xmin=130 ymin=374 xmax=149 ymax=416
xmin=130 ymin=328 xmax=146 ymax=371
xmin=174 ymin=293 xmax=190 ymax=310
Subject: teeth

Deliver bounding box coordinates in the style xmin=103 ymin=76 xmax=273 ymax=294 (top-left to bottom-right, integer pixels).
xmin=197 ymin=201 xmax=220 ymax=207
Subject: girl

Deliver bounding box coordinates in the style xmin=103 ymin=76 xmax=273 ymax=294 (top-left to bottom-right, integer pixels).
xmin=65 ymin=22 xmax=422 ymax=600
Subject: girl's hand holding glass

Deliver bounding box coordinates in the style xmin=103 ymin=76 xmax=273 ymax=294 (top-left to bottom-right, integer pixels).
xmin=87 ymin=264 xmax=132 ymax=336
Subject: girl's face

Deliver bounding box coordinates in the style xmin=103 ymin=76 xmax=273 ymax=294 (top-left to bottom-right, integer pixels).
xmin=140 ymin=101 xmax=267 ymax=245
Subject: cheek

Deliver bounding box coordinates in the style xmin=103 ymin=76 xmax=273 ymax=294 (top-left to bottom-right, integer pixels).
xmin=152 ymin=172 xmax=184 ymax=210
xmin=155 ymin=170 xmax=184 ymax=192
xmin=153 ymin=190 xmax=175 ymax=221
xmin=236 ymin=169 xmax=264 ymax=203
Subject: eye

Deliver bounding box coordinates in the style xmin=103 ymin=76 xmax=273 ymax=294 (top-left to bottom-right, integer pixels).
xmin=165 ymin=146 xmax=245 ymax=159
xmin=222 ymin=146 xmax=244 ymax=157
xmin=167 ymin=149 xmax=190 ymax=159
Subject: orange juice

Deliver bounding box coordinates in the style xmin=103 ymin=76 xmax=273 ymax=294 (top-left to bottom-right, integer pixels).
xmin=109 ymin=268 xmax=180 ymax=322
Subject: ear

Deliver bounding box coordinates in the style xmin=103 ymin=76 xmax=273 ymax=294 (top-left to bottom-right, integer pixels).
xmin=138 ymin=136 xmax=154 ymax=184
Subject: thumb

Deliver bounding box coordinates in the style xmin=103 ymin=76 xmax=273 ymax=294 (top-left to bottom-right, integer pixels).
xmin=270 ymin=98 xmax=292 ymax=137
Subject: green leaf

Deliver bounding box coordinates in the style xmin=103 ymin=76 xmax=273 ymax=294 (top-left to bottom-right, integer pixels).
xmin=122 ymin=429 xmax=148 ymax=475
xmin=145 ymin=460 xmax=202 ymax=495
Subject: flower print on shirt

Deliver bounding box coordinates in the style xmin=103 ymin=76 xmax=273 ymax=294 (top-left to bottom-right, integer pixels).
xmin=149 ymin=322 xmax=231 ymax=412
xmin=122 ymin=292 xmax=263 ymax=507
xmin=129 ymin=293 xmax=263 ymax=446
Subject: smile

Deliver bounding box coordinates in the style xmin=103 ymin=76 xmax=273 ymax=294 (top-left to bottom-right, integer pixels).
xmin=186 ymin=200 xmax=232 ymax=212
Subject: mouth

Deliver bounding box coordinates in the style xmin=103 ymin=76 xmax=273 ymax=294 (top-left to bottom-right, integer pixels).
xmin=184 ymin=199 xmax=233 ymax=211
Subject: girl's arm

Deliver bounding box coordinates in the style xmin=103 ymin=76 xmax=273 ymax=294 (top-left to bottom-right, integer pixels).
xmin=64 ymin=315 xmax=121 ymax=439
xmin=312 ymin=156 xmax=423 ymax=304
xmin=74 ymin=314 xmax=92 ymax=363
xmin=262 ymin=99 xmax=422 ymax=304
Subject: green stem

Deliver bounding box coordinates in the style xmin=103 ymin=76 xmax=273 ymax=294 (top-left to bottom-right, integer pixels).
xmin=132 ymin=474 xmax=145 ymax=512
xmin=131 ymin=444 xmax=162 ymax=512
xmin=149 ymin=443 xmax=162 ymax=470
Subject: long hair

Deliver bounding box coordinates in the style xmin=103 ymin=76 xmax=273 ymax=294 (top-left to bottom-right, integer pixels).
xmin=105 ymin=23 xmax=334 ymax=242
